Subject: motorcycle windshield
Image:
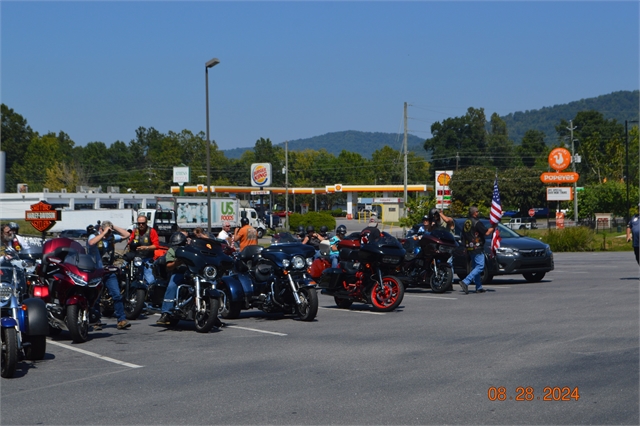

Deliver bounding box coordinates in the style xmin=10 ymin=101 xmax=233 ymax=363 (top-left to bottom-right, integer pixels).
xmin=175 ymin=244 xmax=234 ymax=275
xmin=270 ymin=232 xmax=299 ymax=245
xmin=429 ymin=229 xmax=456 ymax=245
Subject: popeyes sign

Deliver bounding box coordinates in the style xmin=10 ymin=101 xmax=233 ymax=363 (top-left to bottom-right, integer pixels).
xmin=251 ymin=163 xmax=272 ymax=187
xmin=25 ymin=201 xmax=61 ymax=232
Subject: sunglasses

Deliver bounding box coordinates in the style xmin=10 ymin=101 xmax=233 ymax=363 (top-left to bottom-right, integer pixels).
xmin=137 ymin=222 xmax=147 ymax=226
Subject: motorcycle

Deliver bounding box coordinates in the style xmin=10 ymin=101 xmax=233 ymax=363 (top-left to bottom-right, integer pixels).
xmin=149 ymin=238 xmax=230 ymax=332
xmin=218 ymin=235 xmax=319 ymax=321
xmin=1 ymin=248 xmax=49 ymax=378
xmin=100 ymin=252 xmax=147 ymax=320
xmin=311 ymin=229 xmax=405 ymax=312
xmin=396 ymin=229 xmax=457 ymax=293
xmin=30 ymin=238 xmax=103 ymax=343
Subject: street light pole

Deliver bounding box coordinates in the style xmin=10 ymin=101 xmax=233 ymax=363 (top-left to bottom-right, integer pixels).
xmin=567 ymin=120 xmax=578 ymax=223
xmin=205 ymin=57 xmax=220 ymax=234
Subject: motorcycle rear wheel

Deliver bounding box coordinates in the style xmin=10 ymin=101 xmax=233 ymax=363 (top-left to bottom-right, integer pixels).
xmin=430 ymin=267 xmax=453 ymax=293
xmin=66 ymin=305 xmax=89 ymax=343
xmin=124 ymin=288 xmax=147 ymax=320
xmin=23 ymin=335 xmax=46 ymax=360
xmin=194 ymin=296 xmax=221 ymax=333
xmin=370 ymin=276 xmax=404 ymax=312
xmin=334 ymin=297 xmax=353 ymax=309
xmin=1 ymin=327 xmax=18 ymax=378
xmin=296 ymin=288 xmax=318 ymax=321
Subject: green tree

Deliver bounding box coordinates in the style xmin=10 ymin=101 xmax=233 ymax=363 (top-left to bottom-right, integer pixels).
xmin=517 ymin=129 xmax=548 ymax=168
xmin=424 ymin=107 xmax=488 ymax=173
xmin=487 ymin=113 xmax=518 ymax=169
xmin=12 ymin=133 xmax=70 ymax=191
xmin=1 ymin=104 xmax=35 ymax=191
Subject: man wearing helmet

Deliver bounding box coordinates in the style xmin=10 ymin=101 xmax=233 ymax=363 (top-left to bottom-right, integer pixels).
xmin=329 ymin=225 xmax=347 ymax=268
xmin=234 ymin=216 xmax=258 ymax=251
xmin=302 ymin=225 xmax=325 ymax=251
xmin=427 ymin=208 xmax=454 ymax=234
xmin=418 ymin=215 xmax=431 ymax=235
xmin=295 ymin=225 xmax=306 ymax=242
xmin=87 ymin=220 xmax=132 ymax=330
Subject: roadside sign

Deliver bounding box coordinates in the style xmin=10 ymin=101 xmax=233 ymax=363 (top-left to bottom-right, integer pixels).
xmin=548 ymin=148 xmax=572 ymax=171
xmin=540 ymin=172 xmax=579 ymax=184
xmin=547 ymin=187 xmax=573 ymax=201
xmin=529 ymin=209 xmax=535 ymax=217
xmin=25 ymin=201 xmax=60 ymax=232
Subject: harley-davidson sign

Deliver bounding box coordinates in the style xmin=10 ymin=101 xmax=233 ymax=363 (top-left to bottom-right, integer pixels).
xmin=24 ymin=201 xmax=61 ymax=232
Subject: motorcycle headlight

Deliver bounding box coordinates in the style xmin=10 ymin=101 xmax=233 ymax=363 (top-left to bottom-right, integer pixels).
xmin=496 ymin=247 xmax=518 ymax=256
xmin=437 ymin=245 xmax=454 ymax=254
xmin=0 ymin=282 xmax=15 ymax=302
xmin=67 ymin=271 xmax=88 ymax=286
xmin=203 ymin=266 xmax=217 ymax=280
xmin=133 ymin=257 xmax=144 ymax=267
xmin=306 ymin=257 xmax=314 ymax=267
xmin=282 ymin=259 xmax=290 ymax=268
xmin=291 ymin=255 xmax=306 ymax=270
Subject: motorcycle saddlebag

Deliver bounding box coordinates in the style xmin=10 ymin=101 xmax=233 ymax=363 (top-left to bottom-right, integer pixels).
xmin=317 ymin=268 xmax=343 ymax=290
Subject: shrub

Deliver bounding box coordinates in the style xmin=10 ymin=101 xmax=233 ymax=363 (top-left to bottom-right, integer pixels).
xmin=541 ymin=227 xmax=594 ymax=252
xmin=287 ymin=212 xmax=336 ymax=232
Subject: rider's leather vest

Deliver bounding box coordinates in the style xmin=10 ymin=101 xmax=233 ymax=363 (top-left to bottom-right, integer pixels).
xmin=132 ymin=229 xmax=154 ymax=259
xmin=462 ymin=218 xmax=484 ymax=253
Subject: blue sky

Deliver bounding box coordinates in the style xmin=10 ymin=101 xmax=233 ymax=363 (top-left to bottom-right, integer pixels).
xmin=2 ymin=1 xmax=638 ymax=151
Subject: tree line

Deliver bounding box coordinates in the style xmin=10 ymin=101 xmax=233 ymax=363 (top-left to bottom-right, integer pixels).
xmin=1 ymin=102 xmax=638 ymax=219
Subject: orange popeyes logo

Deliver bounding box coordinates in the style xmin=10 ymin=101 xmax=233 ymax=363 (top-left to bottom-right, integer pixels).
xmin=548 ymin=148 xmax=572 ymax=171
xmin=437 ymin=173 xmax=451 ymax=186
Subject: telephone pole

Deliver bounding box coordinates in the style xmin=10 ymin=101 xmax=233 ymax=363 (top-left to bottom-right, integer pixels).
xmin=567 ymin=120 xmax=578 ymax=223
xmin=403 ymin=102 xmax=408 ymax=219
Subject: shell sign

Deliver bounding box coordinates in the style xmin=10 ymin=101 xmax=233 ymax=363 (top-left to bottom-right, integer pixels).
xmin=251 ymin=163 xmax=272 ymax=187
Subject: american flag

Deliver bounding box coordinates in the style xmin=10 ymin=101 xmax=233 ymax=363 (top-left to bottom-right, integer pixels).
xmin=490 ymin=176 xmax=502 ymax=254
xmin=490 ymin=176 xmax=502 ymax=225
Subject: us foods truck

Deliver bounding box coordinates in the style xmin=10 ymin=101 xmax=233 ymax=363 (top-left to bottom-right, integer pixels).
xmin=156 ymin=196 xmax=266 ymax=238
xmin=48 ymin=208 xmax=177 ymax=242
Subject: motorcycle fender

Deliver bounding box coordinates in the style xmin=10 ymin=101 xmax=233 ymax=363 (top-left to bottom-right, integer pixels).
xmin=129 ymin=279 xmax=147 ymax=290
xmin=220 ymin=274 xmax=251 ymax=301
xmin=22 ymin=298 xmax=49 ymax=336
xmin=1 ymin=317 xmax=18 ymax=329
xmin=65 ymin=295 xmax=88 ymax=310
xmin=204 ymin=287 xmax=222 ymax=299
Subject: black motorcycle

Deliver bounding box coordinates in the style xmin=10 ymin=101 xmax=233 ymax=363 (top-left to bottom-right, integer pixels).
xmin=219 ymin=238 xmax=319 ymax=321
xmin=150 ymin=238 xmax=231 ymax=332
xmin=397 ymin=229 xmax=457 ymax=293
xmin=314 ymin=230 xmax=405 ymax=312
xmin=100 ymin=252 xmax=147 ymax=320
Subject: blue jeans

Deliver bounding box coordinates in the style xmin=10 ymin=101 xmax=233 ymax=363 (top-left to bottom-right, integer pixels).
xmin=330 ymin=254 xmax=340 ymax=268
xmin=161 ymin=273 xmax=184 ymax=314
xmin=464 ymin=252 xmax=485 ymax=290
xmin=142 ymin=260 xmax=156 ymax=286
xmin=104 ymin=272 xmax=126 ymax=322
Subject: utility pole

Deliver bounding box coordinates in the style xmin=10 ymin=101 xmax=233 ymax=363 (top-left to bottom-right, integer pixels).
xmin=403 ymin=102 xmax=408 ymax=219
xmin=285 ymin=140 xmax=289 ymax=231
xmin=456 ymin=152 xmax=459 ymax=172
xmin=567 ymin=120 xmax=578 ymax=223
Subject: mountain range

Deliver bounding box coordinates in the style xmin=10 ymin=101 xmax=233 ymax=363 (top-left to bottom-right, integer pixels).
xmin=223 ymin=90 xmax=639 ymax=159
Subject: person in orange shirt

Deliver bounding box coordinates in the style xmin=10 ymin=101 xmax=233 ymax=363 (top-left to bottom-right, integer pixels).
xmin=233 ymin=217 xmax=258 ymax=251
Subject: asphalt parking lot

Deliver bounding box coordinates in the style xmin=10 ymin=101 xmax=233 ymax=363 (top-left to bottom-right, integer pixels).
xmin=2 ymin=251 xmax=638 ymax=425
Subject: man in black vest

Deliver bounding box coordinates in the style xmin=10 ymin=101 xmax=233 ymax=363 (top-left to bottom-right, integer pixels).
xmin=460 ymin=206 xmax=496 ymax=294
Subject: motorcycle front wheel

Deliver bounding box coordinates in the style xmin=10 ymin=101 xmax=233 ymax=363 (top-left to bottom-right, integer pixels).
xmin=194 ymin=296 xmax=221 ymax=333
xmin=296 ymin=288 xmax=318 ymax=321
xmin=334 ymin=296 xmax=353 ymax=309
xmin=124 ymin=288 xmax=147 ymax=320
xmin=430 ymin=267 xmax=453 ymax=293
xmin=370 ymin=276 xmax=404 ymax=312
xmin=1 ymin=327 xmax=18 ymax=378
xmin=66 ymin=305 xmax=89 ymax=343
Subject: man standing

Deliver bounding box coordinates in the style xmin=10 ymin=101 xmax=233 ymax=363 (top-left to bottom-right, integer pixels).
xmin=459 ymin=206 xmax=496 ymax=294
xmin=87 ymin=221 xmax=132 ymax=330
xmin=626 ymin=203 xmax=640 ymax=265
xmin=217 ymin=222 xmax=233 ymax=245
xmin=427 ymin=208 xmax=455 ymax=234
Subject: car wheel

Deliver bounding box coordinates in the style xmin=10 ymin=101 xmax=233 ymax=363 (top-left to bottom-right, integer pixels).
xmin=523 ymin=272 xmax=545 ymax=282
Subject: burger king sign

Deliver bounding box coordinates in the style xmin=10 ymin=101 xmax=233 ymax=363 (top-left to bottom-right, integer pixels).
xmin=251 ymin=163 xmax=272 ymax=187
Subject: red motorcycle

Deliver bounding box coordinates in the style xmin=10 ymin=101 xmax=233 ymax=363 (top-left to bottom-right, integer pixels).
xmin=310 ymin=229 xmax=405 ymax=312
xmin=31 ymin=238 xmax=104 ymax=343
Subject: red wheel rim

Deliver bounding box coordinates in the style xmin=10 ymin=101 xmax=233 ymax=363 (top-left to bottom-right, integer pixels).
xmin=371 ymin=277 xmax=400 ymax=309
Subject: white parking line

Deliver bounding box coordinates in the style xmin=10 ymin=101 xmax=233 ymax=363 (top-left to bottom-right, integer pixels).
xmin=226 ymin=326 xmax=287 ymax=336
xmin=319 ymin=307 xmax=386 ymax=315
xmin=47 ymin=340 xmax=143 ymax=369
xmin=404 ymin=294 xmax=458 ymax=300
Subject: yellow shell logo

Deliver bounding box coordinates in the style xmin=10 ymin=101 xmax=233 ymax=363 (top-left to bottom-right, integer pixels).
xmin=437 ymin=173 xmax=451 ymax=186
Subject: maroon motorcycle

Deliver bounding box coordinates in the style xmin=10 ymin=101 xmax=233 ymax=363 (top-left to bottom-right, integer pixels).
xmin=31 ymin=238 xmax=104 ymax=343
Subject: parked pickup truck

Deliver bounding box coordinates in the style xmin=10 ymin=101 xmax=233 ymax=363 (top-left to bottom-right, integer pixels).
xmin=504 ymin=217 xmax=537 ymax=230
